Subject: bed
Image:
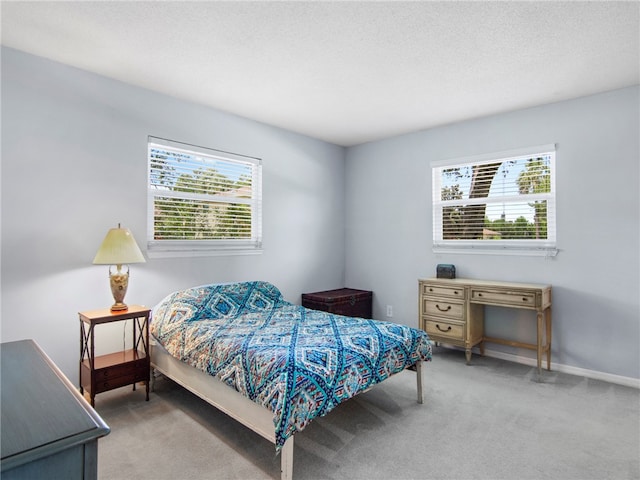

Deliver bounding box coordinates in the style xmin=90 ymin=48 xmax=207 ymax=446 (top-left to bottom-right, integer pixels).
xmin=149 ymin=281 xmax=432 ymax=479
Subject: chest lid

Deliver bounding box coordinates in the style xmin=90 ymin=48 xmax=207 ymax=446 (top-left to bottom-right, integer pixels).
xmin=302 ymin=288 xmax=372 ymax=304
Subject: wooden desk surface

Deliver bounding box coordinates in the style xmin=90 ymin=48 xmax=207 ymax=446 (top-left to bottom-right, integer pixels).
xmin=420 ymin=277 xmax=551 ymax=291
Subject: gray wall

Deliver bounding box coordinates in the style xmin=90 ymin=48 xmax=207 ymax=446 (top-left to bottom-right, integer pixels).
xmin=1 ymin=47 xmax=346 ymax=381
xmin=2 ymin=47 xmax=638 ymax=384
xmin=345 ymin=86 xmax=640 ymax=380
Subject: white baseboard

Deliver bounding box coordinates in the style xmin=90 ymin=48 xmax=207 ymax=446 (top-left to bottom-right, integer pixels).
xmin=483 ymin=348 xmax=640 ymax=389
xmin=436 ymin=344 xmax=640 ymax=389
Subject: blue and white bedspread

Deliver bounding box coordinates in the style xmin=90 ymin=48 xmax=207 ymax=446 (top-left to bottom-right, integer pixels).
xmin=151 ymin=281 xmax=432 ymax=450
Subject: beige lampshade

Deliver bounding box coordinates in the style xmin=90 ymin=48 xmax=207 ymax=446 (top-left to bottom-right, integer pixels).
xmin=93 ymin=224 xmax=146 ymax=265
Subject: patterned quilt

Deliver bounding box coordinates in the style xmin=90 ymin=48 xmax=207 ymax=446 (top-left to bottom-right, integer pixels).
xmin=151 ymin=281 xmax=432 ymax=450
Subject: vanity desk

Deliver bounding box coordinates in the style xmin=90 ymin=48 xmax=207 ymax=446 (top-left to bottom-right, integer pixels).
xmin=419 ymin=278 xmax=552 ymax=374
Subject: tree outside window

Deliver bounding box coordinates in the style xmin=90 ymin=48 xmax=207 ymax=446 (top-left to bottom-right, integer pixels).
xmin=432 ymin=146 xmax=556 ymax=256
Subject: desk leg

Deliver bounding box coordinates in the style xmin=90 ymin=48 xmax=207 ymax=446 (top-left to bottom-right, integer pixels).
xmin=536 ymin=312 xmax=543 ymax=376
xmin=546 ymin=307 xmax=552 ymax=371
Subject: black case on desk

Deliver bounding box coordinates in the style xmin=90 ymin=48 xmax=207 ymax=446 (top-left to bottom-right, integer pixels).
xmin=436 ymin=264 xmax=456 ymax=279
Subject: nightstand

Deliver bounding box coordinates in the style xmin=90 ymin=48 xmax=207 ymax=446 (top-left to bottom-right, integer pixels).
xmin=79 ymin=305 xmax=151 ymax=407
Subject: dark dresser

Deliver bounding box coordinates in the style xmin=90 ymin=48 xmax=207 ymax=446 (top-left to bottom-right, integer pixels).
xmin=302 ymin=288 xmax=373 ymax=318
xmin=1 ymin=340 xmax=110 ymax=479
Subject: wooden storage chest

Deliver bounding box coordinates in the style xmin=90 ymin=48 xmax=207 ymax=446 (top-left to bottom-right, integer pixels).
xmin=302 ymin=288 xmax=373 ymax=319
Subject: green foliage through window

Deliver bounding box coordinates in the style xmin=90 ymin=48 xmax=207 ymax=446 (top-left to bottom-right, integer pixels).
xmin=147 ymin=137 xmax=262 ymax=254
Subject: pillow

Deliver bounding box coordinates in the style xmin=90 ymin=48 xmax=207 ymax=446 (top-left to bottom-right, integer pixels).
xmin=153 ymin=281 xmax=285 ymax=325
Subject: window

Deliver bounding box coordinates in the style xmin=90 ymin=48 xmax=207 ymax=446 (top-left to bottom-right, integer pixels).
xmin=147 ymin=137 xmax=262 ymax=257
xmin=432 ymin=144 xmax=557 ymax=256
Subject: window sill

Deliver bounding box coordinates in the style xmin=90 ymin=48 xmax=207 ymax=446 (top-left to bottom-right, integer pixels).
xmin=147 ymin=246 xmax=263 ymax=258
xmin=433 ymin=244 xmax=558 ymax=258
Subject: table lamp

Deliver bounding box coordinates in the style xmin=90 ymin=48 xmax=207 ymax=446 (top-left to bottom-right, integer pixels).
xmin=93 ymin=224 xmax=146 ymax=311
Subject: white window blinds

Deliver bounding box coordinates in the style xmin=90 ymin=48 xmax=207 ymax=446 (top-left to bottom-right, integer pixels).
xmin=147 ymin=137 xmax=262 ymax=256
xmin=432 ymin=145 xmax=557 ymax=256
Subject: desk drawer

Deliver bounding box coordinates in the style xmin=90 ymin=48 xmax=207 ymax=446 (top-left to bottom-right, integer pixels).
xmin=423 ymin=298 xmax=464 ymax=320
xmin=471 ymin=289 xmax=536 ymax=308
xmin=425 ymin=320 xmax=464 ymax=341
xmin=421 ymin=284 xmax=465 ymax=299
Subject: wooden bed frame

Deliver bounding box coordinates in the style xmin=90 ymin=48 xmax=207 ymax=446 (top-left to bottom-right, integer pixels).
xmin=150 ymin=341 xmax=425 ymax=480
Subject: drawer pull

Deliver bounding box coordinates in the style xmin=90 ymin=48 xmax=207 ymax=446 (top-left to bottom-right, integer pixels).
xmin=477 ymin=293 xmax=483 ymax=297
xmin=436 ymin=324 xmax=452 ymax=332
xmin=522 ymin=297 xmax=528 ymax=302
xmin=454 ymin=290 xmax=459 ymax=295
xmin=429 ymin=288 xmax=434 ymax=292
xmin=436 ymin=304 xmax=451 ymax=312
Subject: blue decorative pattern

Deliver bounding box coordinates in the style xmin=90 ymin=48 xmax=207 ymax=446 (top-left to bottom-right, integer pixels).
xmin=151 ymin=281 xmax=432 ymax=449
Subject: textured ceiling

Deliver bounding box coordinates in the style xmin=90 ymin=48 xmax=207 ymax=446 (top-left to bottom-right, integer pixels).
xmin=2 ymin=1 xmax=639 ymax=146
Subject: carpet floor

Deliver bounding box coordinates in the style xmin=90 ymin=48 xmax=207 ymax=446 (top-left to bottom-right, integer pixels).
xmin=96 ymin=346 xmax=640 ymax=479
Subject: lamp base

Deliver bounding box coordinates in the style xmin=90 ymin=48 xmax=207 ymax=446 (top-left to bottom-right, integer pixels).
xmin=110 ymin=302 xmax=129 ymax=312
xmin=109 ymin=266 xmax=130 ymax=313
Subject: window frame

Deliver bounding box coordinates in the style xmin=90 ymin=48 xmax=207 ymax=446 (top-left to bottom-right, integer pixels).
xmin=432 ymin=144 xmax=558 ymax=257
xmin=147 ymin=136 xmax=262 ymax=258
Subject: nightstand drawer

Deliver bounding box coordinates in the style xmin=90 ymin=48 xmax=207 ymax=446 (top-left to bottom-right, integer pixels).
xmin=425 ymin=320 xmax=464 ymax=341
xmin=422 ymin=284 xmax=465 ymax=299
xmin=423 ymin=299 xmax=464 ymax=320
xmin=94 ymin=371 xmax=147 ymax=394
xmin=94 ymin=358 xmax=148 ymax=381
xmin=471 ymin=289 xmax=536 ymax=308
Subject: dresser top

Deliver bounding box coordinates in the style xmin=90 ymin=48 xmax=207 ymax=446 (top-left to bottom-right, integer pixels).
xmin=1 ymin=340 xmax=109 ymax=469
